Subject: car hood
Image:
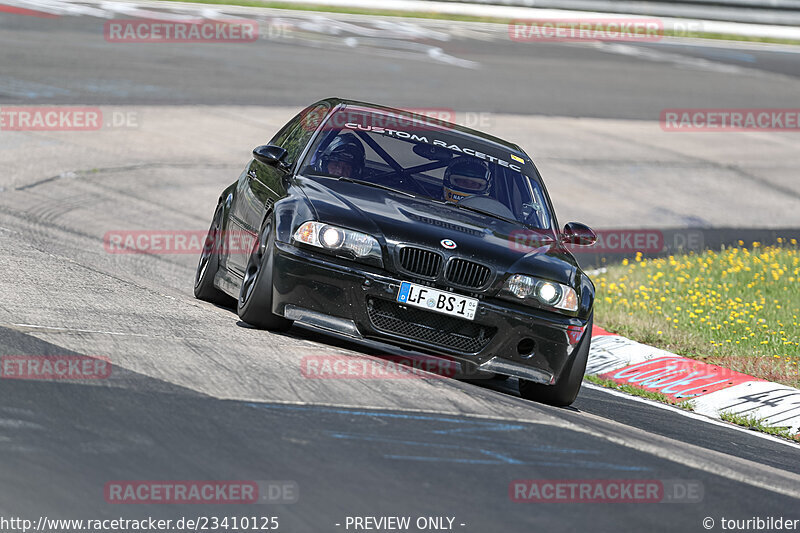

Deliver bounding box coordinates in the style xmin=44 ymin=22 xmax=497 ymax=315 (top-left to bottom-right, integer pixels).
xmin=298 ymin=176 xmax=580 ymax=286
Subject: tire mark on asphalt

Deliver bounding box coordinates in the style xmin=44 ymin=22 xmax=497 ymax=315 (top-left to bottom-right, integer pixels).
xmin=15 ymin=162 xmax=233 ymax=191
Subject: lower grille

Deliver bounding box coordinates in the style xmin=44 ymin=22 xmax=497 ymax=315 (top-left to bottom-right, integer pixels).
xmin=366 ymin=297 xmax=496 ymax=354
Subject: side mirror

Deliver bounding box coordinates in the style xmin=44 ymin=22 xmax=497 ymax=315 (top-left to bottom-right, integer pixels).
xmin=562 ymin=222 xmax=596 ymax=246
xmin=253 ymin=145 xmax=288 ymax=167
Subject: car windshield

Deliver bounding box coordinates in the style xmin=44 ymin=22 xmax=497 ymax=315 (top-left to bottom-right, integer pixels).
xmin=299 ymin=109 xmax=553 ymax=229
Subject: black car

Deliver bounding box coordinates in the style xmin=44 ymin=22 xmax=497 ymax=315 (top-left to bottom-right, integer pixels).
xmin=194 ymin=98 xmax=597 ymax=406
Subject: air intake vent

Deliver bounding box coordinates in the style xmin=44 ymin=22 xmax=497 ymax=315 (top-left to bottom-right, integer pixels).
xmin=398 ymin=247 xmax=443 ymax=278
xmin=367 ymin=297 xmax=495 ymax=354
xmin=445 ymin=258 xmax=491 ymax=289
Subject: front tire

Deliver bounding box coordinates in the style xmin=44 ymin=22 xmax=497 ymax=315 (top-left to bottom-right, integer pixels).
xmin=236 ymin=219 xmax=293 ymax=331
xmin=194 ymin=204 xmax=235 ymax=307
xmin=518 ymin=314 xmax=593 ymax=407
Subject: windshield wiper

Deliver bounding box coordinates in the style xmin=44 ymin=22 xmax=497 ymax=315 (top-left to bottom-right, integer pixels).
xmin=335 ymin=177 xmax=417 ymax=198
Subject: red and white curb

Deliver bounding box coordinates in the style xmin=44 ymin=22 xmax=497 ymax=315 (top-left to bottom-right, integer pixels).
xmin=586 ymin=326 xmax=800 ymax=438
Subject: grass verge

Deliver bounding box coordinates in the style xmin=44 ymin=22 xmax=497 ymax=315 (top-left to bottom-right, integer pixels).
xmin=594 ymin=241 xmax=800 ymax=388
xmin=585 ymin=375 xmax=695 ymax=411
xmin=719 ymin=411 xmax=800 ymax=442
xmin=159 ymin=0 xmax=800 ymax=45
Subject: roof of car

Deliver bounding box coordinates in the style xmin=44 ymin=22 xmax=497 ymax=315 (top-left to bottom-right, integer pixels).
xmin=316 ymin=97 xmax=527 ymax=156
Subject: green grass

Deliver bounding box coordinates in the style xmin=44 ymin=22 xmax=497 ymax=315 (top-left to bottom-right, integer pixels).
xmin=719 ymin=411 xmax=800 ymax=442
xmin=585 ymin=375 xmax=696 ymax=411
xmin=158 ymin=0 xmax=800 ymax=45
xmin=594 ymin=242 xmax=800 ymax=388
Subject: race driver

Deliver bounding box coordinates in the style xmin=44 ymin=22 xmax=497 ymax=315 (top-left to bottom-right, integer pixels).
xmin=318 ymin=133 xmax=366 ymax=179
xmin=443 ymin=157 xmax=491 ymax=203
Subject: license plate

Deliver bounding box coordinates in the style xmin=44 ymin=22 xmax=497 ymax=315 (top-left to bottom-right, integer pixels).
xmin=396 ymin=281 xmax=478 ymax=320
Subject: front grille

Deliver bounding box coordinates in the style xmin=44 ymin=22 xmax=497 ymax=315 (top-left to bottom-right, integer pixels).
xmin=398 ymin=246 xmax=443 ymax=278
xmin=445 ymin=258 xmax=491 ymax=289
xmin=366 ymin=297 xmax=496 ymax=354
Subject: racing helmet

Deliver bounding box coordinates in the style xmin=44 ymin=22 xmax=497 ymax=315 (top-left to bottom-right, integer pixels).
xmin=318 ymin=133 xmax=365 ymax=179
xmin=443 ymin=157 xmax=490 ymax=203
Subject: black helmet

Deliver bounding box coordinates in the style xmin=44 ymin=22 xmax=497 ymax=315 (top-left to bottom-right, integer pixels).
xmin=319 ymin=133 xmax=365 ymax=178
xmin=443 ymin=157 xmax=490 ymax=203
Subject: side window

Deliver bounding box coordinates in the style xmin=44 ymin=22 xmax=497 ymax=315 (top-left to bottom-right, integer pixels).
xmin=270 ymin=103 xmax=329 ymax=168
xmin=524 ymin=179 xmax=551 ymax=230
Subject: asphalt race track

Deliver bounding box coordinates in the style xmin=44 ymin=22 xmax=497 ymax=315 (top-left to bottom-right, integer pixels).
xmin=1 ymin=2 xmax=799 ymax=532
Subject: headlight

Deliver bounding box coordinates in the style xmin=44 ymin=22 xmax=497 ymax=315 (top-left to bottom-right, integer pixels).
xmin=293 ymin=221 xmax=382 ymax=266
xmin=320 ymin=225 xmax=345 ymax=249
xmin=503 ymin=274 xmax=578 ymax=312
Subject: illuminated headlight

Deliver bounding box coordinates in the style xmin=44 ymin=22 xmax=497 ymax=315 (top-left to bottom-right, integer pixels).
xmin=293 ymin=221 xmax=382 ymax=264
xmin=320 ymin=225 xmax=345 ymax=249
xmin=538 ymin=282 xmax=560 ymax=305
xmin=503 ymin=274 xmax=578 ymax=312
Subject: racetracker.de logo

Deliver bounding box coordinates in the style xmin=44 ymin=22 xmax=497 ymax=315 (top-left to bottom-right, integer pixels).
xmin=509 ymin=229 xmax=663 ymax=254
xmin=300 ymin=107 xmax=468 ymax=133
xmin=104 ymin=20 xmax=259 ymax=43
xmin=103 ymin=230 xmax=255 ymax=255
xmin=1 ymin=355 xmax=111 ymax=380
xmin=660 ymin=109 xmax=800 ymax=132
xmin=0 ymin=107 xmax=102 ymax=131
xmin=510 ymin=479 xmax=703 ymax=503
xmin=300 ymin=354 xmax=459 ymax=380
xmin=104 ymin=481 xmax=298 ymax=504
xmin=509 ymin=18 xmax=664 ymax=42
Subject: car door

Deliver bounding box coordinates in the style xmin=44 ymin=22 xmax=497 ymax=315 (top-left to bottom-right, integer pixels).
xmin=226 ymin=103 xmax=329 ymax=278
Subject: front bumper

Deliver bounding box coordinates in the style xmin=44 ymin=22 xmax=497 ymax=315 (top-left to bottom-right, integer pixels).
xmin=271 ymin=241 xmax=590 ymax=385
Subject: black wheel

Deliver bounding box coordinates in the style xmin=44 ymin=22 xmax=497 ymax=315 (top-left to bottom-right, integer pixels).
xmin=237 ymin=218 xmax=293 ymax=331
xmin=518 ymin=314 xmax=593 ymax=407
xmin=194 ymin=204 xmax=235 ymax=307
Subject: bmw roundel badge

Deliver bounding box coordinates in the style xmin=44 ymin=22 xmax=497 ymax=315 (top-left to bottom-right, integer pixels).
xmin=440 ymin=239 xmax=457 ymax=250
